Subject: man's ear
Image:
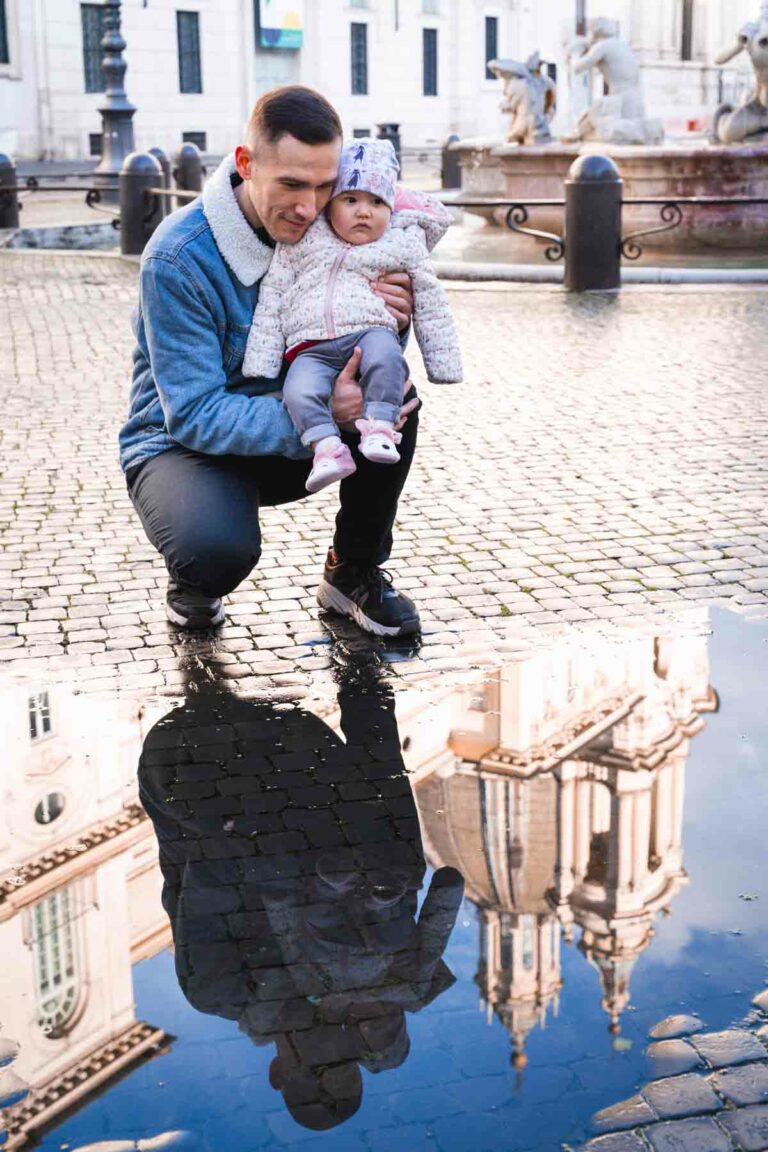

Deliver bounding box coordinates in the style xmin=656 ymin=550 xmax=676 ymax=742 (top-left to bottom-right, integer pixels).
xmin=235 ymin=145 xmax=253 ymax=182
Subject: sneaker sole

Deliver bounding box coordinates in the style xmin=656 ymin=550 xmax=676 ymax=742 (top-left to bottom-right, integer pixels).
xmin=166 ymin=602 xmax=226 ymax=629
xmin=316 ymin=578 xmax=420 ymax=638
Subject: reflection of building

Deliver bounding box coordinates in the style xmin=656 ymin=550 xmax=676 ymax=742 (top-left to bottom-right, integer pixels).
xmin=0 ymin=684 xmax=173 ymax=1150
xmin=403 ymin=626 xmax=717 ymax=1067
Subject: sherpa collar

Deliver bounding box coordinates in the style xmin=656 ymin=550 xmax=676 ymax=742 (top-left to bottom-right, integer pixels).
xmin=202 ymin=154 xmax=274 ymax=287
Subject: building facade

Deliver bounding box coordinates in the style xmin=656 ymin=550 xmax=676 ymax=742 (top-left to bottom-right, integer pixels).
xmin=0 ymin=0 xmax=760 ymax=161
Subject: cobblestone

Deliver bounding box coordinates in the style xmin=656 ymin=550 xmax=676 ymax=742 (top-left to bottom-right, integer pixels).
xmin=2 ymin=254 xmax=768 ymax=690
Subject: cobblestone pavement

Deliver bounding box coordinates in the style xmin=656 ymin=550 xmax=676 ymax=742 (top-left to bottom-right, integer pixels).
xmin=576 ymin=995 xmax=768 ymax=1152
xmin=2 ymin=250 xmax=768 ymax=694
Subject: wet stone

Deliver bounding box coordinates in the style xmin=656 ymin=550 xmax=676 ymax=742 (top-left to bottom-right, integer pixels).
xmin=593 ymin=1094 xmax=658 ymax=1133
xmin=649 ymin=1016 xmax=705 ymax=1041
xmin=580 ymin=1134 xmax=649 ymax=1152
xmin=645 ymin=1117 xmax=731 ymax=1152
xmin=718 ymin=1104 xmax=768 ymax=1152
xmin=647 ymin=1040 xmax=705 ymax=1078
xmin=691 ymin=1029 xmax=768 ymax=1069
xmin=642 ymin=1074 xmax=721 ymax=1120
xmin=711 ymin=1061 xmax=768 ymax=1107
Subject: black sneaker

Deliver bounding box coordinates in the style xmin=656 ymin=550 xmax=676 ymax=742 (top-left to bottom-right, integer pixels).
xmin=317 ymin=550 xmax=421 ymax=638
xmin=166 ymin=579 xmax=225 ymax=630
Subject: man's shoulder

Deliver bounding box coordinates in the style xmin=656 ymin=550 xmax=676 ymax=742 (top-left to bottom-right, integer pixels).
xmin=143 ymin=199 xmax=217 ymax=270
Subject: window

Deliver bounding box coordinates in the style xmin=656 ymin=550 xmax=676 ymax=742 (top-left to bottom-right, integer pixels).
xmin=29 ymin=692 xmax=52 ymax=741
xmin=35 ymin=792 xmax=66 ymax=826
xmin=81 ymin=3 xmax=106 ymax=94
xmin=350 ymin=0 xmax=369 ymax=6
xmin=423 ymin=27 xmax=438 ymax=96
xmin=681 ymin=0 xmax=694 ymax=61
xmin=422 ymin=0 xmax=440 ymax=12
xmin=177 ymin=11 xmax=202 ymax=94
xmin=351 ymin=22 xmax=368 ymax=96
xmin=88 ymin=132 xmax=102 ymax=156
xmin=353 ymin=127 xmax=371 ymax=138
xmin=32 ymin=887 xmax=82 ymax=1037
xmin=484 ymin=15 xmax=498 ymax=79
xmin=182 ymin=130 xmax=207 ymax=150
xmin=0 ymin=0 xmax=9 ymax=65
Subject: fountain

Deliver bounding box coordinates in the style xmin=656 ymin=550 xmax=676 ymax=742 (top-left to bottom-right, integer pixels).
xmin=452 ymin=12 xmax=768 ymax=255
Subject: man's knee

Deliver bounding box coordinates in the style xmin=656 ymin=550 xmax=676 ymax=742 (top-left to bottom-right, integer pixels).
xmin=170 ymin=530 xmax=261 ymax=598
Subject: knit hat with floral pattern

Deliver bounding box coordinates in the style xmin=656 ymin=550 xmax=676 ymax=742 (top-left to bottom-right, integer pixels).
xmin=331 ymin=138 xmax=399 ymax=209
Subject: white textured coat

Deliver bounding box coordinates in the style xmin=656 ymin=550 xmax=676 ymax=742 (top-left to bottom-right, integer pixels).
xmin=243 ymin=197 xmax=462 ymax=385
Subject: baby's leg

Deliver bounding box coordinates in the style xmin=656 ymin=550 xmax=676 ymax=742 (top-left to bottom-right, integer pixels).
xmin=283 ymin=347 xmax=356 ymax=494
xmin=356 ymin=328 xmax=408 ymax=427
xmin=351 ymin=329 xmax=406 ymax=466
xmin=282 ymin=350 xmax=340 ymax=448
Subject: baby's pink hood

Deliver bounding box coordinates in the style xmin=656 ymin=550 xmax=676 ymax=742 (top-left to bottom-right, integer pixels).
xmin=391 ymin=187 xmax=453 ymax=251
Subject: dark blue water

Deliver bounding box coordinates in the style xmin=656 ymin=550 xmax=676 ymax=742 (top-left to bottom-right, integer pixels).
xmin=6 ymin=610 xmax=768 ymax=1152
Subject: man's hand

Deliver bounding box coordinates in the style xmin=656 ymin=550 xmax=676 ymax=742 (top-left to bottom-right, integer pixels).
xmin=331 ymin=346 xmax=420 ymax=434
xmin=372 ymin=272 xmax=413 ymax=332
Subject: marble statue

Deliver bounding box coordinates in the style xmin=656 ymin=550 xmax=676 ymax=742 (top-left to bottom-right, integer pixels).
xmin=713 ymin=3 xmax=768 ymax=144
xmin=489 ymin=52 xmax=557 ymax=145
xmin=564 ymin=17 xmax=664 ymax=146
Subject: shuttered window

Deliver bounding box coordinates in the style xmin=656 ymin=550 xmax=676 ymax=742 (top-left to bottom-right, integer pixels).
xmin=351 ymin=23 xmax=368 ymax=95
xmin=484 ymin=16 xmax=498 ymax=80
xmin=81 ymin=4 xmax=106 ymax=93
xmin=681 ymin=0 xmax=694 ymax=61
xmin=0 ymin=0 xmax=10 ymax=65
xmin=423 ymin=28 xmax=438 ymax=96
xmin=177 ymin=11 xmax=202 ymax=94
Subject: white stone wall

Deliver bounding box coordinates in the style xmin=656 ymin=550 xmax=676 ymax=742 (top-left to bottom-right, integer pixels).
xmin=0 ymin=0 xmax=762 ymax=160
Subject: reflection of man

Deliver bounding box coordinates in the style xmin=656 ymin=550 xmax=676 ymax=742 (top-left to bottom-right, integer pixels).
xmin=138 ymin=665 xmax=463 ymax=1131
xmin=119 ymin=85 xmax=420 ymax=638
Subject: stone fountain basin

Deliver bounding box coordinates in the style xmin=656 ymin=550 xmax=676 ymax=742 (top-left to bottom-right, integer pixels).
xmin=453 ymin=139 xmax=768 ymax=252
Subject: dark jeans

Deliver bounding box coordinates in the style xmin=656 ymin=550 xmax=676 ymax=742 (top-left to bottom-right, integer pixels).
xmin=126 ymin=389 xmax=419 ymax=598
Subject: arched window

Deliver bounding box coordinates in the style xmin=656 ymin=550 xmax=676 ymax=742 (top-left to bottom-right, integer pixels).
xmin=31 ymin=886 xmax=82 ymax=1037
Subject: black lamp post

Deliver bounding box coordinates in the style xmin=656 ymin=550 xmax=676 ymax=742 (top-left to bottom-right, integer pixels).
xmin=93 ymin=0 xmax=136 ymax=200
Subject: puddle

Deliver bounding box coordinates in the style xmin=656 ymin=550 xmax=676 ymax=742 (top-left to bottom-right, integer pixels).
xmin=1 ymin=609 xmax=767 ymax=1152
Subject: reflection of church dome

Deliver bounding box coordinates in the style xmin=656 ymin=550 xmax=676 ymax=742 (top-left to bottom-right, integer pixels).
xmin=416 ymin=772 xmax=562 ymax=1062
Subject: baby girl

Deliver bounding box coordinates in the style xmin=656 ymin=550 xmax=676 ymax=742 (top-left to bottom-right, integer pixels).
xmin=243 ymin=138 xmax=462 ymax=493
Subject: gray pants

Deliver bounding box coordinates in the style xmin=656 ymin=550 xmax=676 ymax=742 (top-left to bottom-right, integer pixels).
xmin=282 ymin=327 xmax=407 ymax=447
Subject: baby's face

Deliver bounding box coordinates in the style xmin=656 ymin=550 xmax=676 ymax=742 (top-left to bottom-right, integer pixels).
xmin=328 ymin=190 xmax=391 ymax=245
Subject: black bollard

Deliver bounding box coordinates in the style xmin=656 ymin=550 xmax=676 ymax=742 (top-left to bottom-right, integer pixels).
xmin=564 ymin=154 xmax=623 ymax=292
xmin=173 ymin=142 xmax=204 ymax=194
xmin=0 ymin=154 xmax=20 ymax=230
xmin=441 ymin=134 xmax=461 ymax=190
xmin=376 ymin=123 xmax=402 ymax=171
xmin=148 ymin=146 xmax=172 ymax=216
xmin=119 ymin=151 xmax=164 ymax=256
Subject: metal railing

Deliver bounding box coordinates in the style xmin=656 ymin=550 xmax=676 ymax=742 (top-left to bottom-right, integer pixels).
xmin=443 ymin=193 xmax=768 ymax=263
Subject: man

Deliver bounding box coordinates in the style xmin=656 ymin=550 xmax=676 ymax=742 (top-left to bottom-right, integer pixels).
xmin=119 ymin=86 xmax=421 ymax=636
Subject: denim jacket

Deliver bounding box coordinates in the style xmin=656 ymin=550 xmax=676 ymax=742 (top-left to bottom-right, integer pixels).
xmin=118 ymin=154 xmax=310 ymax=476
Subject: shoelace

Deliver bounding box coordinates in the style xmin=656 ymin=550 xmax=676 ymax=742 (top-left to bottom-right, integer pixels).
xmin=356 ymin=565 xmax=395 ymax=600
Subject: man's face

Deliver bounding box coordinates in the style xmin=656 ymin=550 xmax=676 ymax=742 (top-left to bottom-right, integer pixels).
xmin=235 ymin=134 xmax=341 ymax=244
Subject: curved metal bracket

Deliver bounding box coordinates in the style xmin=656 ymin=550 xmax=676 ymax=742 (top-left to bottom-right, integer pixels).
xmin=505 ymin=205 xmax=565 ymax=262
xmin=620 ymin=202 xmax=683 ymax=260
xmin=85 ymin=188 xmax=120 ymax=218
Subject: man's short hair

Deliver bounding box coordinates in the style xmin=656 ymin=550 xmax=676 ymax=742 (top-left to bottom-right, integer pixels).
xmin=246 ymin=86 xmax=342 ymax=152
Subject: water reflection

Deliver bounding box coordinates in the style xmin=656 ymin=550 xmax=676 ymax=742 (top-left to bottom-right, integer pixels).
xmin=138 ymin=664 xmax=464 ymax=1132
xmin=1 ymin=618 xmax=729 ymax=1150
xmin=0 ymin=686 xmax=172 ymax=1148
xmin=400 ymin=627 xmax=717 ymax=1065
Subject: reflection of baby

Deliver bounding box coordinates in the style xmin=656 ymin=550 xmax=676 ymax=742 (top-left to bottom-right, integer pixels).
xmin=243 ymin=138 xmax=463 ymax=494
